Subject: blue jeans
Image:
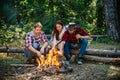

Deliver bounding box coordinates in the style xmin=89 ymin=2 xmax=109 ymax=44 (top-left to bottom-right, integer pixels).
xmin=64 ymin=39 xmax=88 ymax=61
xmin=24 ymin=42 xmax=40 ymax=59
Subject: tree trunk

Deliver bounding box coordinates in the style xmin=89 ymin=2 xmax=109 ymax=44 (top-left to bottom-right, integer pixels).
xmin=71 ymin=49 xmax=120 ymax=57
xmin=1 ymin=47 xmax=120 ymax=57
xmin=96 ymin=0 xmax=105 ymax=34
xmin=1 ymin=47 xmax=120 ymax=64
xmin=104 ymin=0 xmax=120 ymax=41
xmin=116 ymin=0 xmax=120 ymax=40
xmin=0 ymin=47 xmax=24 ymax=53
xmin=86 ymin=49 xmax=120 ymax=57
xmin=83 ymin=55 xmax=120 ymax=64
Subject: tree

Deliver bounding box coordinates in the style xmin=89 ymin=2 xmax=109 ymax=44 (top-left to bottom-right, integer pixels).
xmin=116 ymin=0 xmax=120 ymax=41
xmin=104 ymin=0 xmax=120 ymax=41
xmin=96 ymin=0 xmax=105 ymax=34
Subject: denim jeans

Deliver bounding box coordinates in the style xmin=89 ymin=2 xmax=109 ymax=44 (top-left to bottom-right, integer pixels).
xmin=24 ymin=42 xmax=40 ymax=59
xmin=64 ymin=39 xmax=88 ymax=61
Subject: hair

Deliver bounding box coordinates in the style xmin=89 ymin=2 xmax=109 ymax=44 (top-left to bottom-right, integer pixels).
xmin=34 ymin=22 xmax=42 ymax=28
xmin=52 ymin=20 xmax=63 ymax=40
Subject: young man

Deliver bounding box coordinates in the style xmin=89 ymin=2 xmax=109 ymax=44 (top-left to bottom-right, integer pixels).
xmin=24 ymin=22 xmax=48 ymax=63
xmin=61 ymin=22 xmax=91 ymax=65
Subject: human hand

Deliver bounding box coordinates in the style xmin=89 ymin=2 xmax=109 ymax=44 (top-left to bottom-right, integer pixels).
xmin=40 ymin=47 xmax=44 ymax=54
xmin=76 ymin=34 xmax=83 ymax=39
xmin=36 ymin=51 xmax=42 ymax=57
xmin=58 ymin=50 xmax=63 ymax=57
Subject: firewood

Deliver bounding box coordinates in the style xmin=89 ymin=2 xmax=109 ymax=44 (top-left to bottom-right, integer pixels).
xmin=10 ymin=64 xmax=35 ymax=67
xmin=0 ymin=47 xmax=120 ymax=56
xmin=83 ymin=55 xmax=120 ymax=64
xmin=71 ymin=49 xmax=120 ymax=57
xmin=86 ymin=49 xmax=120 ymax=57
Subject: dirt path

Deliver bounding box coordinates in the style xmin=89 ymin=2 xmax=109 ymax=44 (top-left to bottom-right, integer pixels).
xmin=0 ymin=62 xmax=120 ymax=80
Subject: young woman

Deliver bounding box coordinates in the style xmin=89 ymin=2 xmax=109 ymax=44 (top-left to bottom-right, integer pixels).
xmin=51 ymin=20 xmax=66 ymax=56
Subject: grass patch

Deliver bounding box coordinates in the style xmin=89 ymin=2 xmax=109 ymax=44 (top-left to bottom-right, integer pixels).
xmin=88 ymin=37 xmax=120 ymax=50
xmin=0 ymin=53 xmax=25 ymax=66
xmin=89 ymin=63 xmax=109 ymax=72
xmin=0 ymin=59 xmax=22 ymax=66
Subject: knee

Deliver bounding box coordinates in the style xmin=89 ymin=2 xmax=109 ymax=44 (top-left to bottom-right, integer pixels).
xmin=82 ymin=39 xmax=88 ymax=45
xmin=32 ymin=43 xmax=40 ymax=49
xmin=65 ymin=41 xmax=70 ymax=45
xmin=64 ymin=41 xmax=70 ymax=47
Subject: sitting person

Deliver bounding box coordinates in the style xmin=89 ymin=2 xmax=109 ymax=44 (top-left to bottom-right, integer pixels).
xmin=51 ymin=20 xmax=66 ymax=56
xmin=24 ymin=22 xmax=48 ymax=63
xmin=60 ymin=22 xmax=91 ymax=65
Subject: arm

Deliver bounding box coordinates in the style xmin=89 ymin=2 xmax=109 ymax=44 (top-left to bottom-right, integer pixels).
xmin=40 ymin=42 xmax=48 ymax=53
xmin=76 ymin=34 xmax=91 ymax=40
xmin=28 ymin=46 xmax=42 ymax=57
xmin=58 ymin=41 xmax=65 ymax=54
xmin=57 ymin=31 xmax=67 ymax=54
xmin=25 ymin=34 xmax=42 ymax=57
xmin=52 ymin=35 xmax=57 ymax=48
xmin=40 ymin=32 xmax=49 ymax=53
xmin=55 ymin=30 xmax=67 ymax=48
xmin=76 ymin=27 xmax=91 ymax=40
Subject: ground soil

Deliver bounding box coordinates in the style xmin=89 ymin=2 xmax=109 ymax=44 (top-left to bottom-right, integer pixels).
xmin=0 ymin=61 xmax=120 ymax=80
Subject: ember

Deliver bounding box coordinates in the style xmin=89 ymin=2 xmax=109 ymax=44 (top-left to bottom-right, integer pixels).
xmin=36 ymin=48 xmax=73 ymax=73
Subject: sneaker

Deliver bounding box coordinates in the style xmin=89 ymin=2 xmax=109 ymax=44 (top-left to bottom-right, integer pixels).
xmin=66 ymin=66 xmax=73 ymax=72
xmin=63 ymin=61 xmax=73 ymax=72
xmin=77 ymin=60 xmax=82 ymax=65
xmin=64 ymin=61 xmax=70 ymax=66
xmin=63 ymin=61 xmax=70 ymax=68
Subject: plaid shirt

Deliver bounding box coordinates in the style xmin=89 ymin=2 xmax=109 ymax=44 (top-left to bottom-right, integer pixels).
xmin=25 ymin=30 xmax=48 ymax=48
xmin=62 ymin=27 xmax=89 ymax=43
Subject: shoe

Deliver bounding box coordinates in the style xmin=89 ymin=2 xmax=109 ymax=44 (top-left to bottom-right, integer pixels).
xmin=63 ymin=61 xmax=70 ymax=68
xmin=58 ymin=66 xmax=67 ymax=73
xmin=66 ymin=66 xmax=73 ymax=72
xmin=63 ymin=61 xmax=73 ymax=72
xmin=65 ymin=55 xmax=71 ymax=62
xmin=77 ymin=60 xmax=82 ymax=65
xmin=64 ymin=61 xmax=70 ymax=66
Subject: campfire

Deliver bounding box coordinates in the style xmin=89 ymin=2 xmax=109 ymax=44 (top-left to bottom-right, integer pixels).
xmin=36 ymin=48 xmax=73 ymax=73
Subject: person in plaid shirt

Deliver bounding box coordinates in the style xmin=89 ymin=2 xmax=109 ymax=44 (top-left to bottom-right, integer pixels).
xmin=60 ymin=22 xmax=91 ymax=65
xmin=24 ymin=22 xmax=48 ymax=63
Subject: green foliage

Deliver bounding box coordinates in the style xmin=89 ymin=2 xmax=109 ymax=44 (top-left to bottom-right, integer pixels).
xmin=0 ymin=23 xmax=32 ymax=46
xmin=0 ymin=25 xmax=14 ymax=46
xmin=0 ymin=53 xmax=24 ymax=66
xmin=0 ymin=58 xmax=21 ymax=66
xmin=0 ymin=0 xmax=107 ymax=46
xmin=91 ymin=37 xmax=119 ymax=45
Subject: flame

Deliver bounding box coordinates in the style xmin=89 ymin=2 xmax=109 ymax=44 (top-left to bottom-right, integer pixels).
xmin=36 ymin=48 xmax=61 ymax=71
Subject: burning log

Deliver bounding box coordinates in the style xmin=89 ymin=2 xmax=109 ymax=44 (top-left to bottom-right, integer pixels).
xmin=3 ymin=47 xmax=73 ymax=74
xmin=35 ymin=48 xmax=73 ymax=73
xmin=35 ymin=48 xmax=65 ymax=73
xmin=42 ymin=66 xmax=58 ymax=74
